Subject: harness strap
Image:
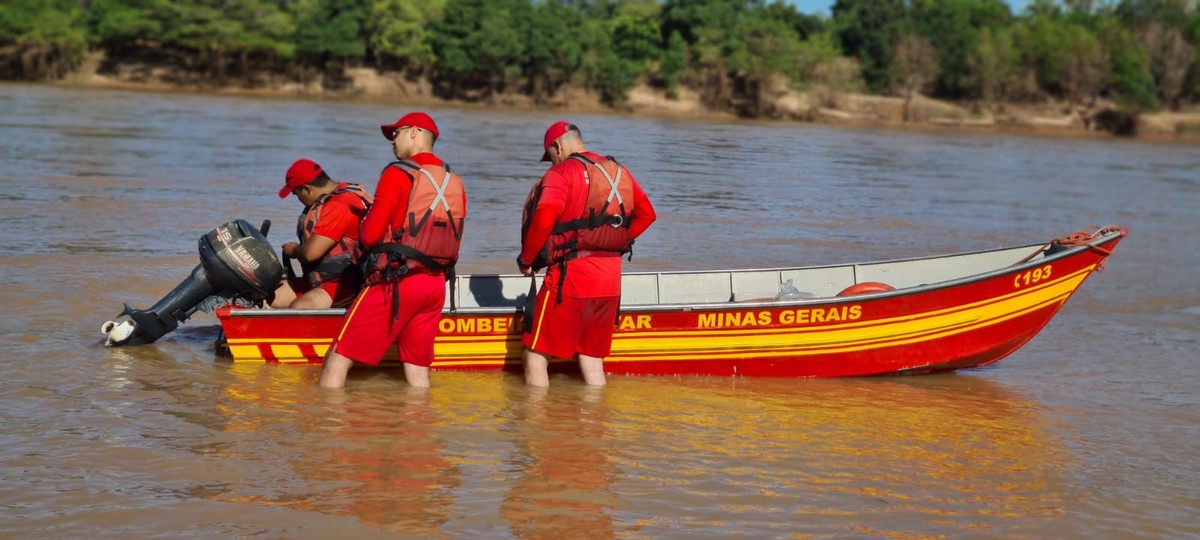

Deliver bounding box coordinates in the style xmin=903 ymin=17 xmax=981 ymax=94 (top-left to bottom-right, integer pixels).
xmin=405 ymin=166 xmax=461 ymax=239
xmin=373 ymin=243 xmax=450 ymax=271
xmin=368 ymin=242 xmax=457 ymax=313
xmin=551 ymin=213 xmax=625 ymax=234
xmin=522 ymin=274 xmax=538 ymax=332
xmin=555 ymin=261 xmax=567 ymax=305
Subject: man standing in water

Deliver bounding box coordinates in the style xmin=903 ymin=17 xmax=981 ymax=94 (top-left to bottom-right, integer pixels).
xmin=272 ymin=158 xmax=372 ymax=309
xmin=319 ymin=112 xmax=467 ymax=389
xmin=518 ymin=121 xmax=657 ymax=387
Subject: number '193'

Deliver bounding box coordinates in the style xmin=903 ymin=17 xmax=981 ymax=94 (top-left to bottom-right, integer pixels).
xmin=1013 ymin=265 xmax=1052 ymax=288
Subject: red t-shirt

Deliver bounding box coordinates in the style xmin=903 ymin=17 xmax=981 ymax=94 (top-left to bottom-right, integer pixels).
xmin=309 ymin=182 xmax=367 ymax=244
xmin=521 ymin=151 xmax=656 ymax=298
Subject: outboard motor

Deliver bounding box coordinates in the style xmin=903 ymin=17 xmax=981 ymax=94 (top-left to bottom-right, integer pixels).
xmin=103 ymin=219 xmax=284 ymax=346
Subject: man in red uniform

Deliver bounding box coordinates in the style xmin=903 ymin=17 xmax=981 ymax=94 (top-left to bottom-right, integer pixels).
xmin=518 ymin=121 xmax=657 ymax=387
xmin=319 ymin=112 xmax=467 ymax=389
xmin=272 ymin=158 xmax=372 ymax=309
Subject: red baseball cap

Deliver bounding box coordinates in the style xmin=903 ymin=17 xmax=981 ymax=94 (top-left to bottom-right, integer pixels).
xmin=279 ymin=158 xmax=324 ymax=198
xmin=381 ymin=112 xmax=439 ymax=140
xmin=540 ymin=120 xmax=573 ymax=161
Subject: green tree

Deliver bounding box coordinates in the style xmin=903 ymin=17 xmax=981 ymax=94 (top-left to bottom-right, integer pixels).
xmin=659 ymin=30 xmax=688 ymax=97
xmin=576 ymin=16 xmax=639 ymax=105
xmin=0 ymin=0 xmax=88 ymax=79
xmin=611 ymin=12 xmax=661 ymax=71
xmin=1016 ymin=9 xmax=1071 ymax=96
xmin=1096 ymin=15 xmax=1158 ymax=109
xmin=365 ymin=0 xmax=442 ymax=71
xmin=1184 ymin=8 xmax=1200 ymax=102
xmin=1060 ymin=23 xmax=1106 ymax=104
xmin=1113 ymin=0 xmax=1197 ymax=106
xmin=430 ymin=0 xmax=526 ymax=98
xmin=762 ymin=0 xmax=826 ymax=40
xmin=660 ymin=0 xmax=751 ymax=106
xmin=907 ymin=0 xmax=1011 ymax=99
xmin=795 ymin=31 xmax=854 ymax=87
xmin=891 ymin=32 xmax=939 ymax=120
xmin=87 ymin=0 xmax=168 ymax=49
xmin=1115 ymin=0 xmax=1191 ymax=30
xmin=523 ymin=1 xmax=584 ymax=101
xmin=832 ymin=0 xmax=906 ymax=92
xmin=294 ymin=0 xmax=368 ymax=67
xmin=967 ymin=26 xmax=1019 ymax=105
xmin=727 ymin=9 xmax=805 ymax=115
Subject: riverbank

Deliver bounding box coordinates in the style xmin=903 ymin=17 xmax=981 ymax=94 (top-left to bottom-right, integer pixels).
xmin=50 ymin=59 xmax=1200 ymax=143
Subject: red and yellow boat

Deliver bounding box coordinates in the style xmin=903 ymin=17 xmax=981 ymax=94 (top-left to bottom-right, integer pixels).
xmin=212 ymin=225 xmax=1127 ymax=377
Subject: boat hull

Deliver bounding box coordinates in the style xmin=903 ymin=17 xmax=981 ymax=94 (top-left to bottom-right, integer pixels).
xmin=217 ymin=229 xmax=1124 ymax=377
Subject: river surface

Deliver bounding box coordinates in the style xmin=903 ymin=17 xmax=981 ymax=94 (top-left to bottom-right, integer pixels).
xmin=1 ymin=83 xmax=1197 ymax=539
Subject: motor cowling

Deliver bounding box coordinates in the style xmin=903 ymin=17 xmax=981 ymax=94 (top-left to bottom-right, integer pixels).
xmin=103 ymin=219 xmax=283 ymax=346
xmin=199 ymin=219 xmax=284 ymax=301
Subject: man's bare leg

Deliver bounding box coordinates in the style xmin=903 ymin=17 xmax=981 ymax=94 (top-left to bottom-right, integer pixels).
xmin=270 ymin=283 xmax=298 ymax=308
xmin=319 ymin=349 xmax=354 ymax=388
xmin=290 ymin=288 xmax=333 ymax=310
xmin=523 ymin=348 xmax=550 ymax=387
xmin=579 ymin=354 xmax=607 ymax=386
xmin=403 ymin=363 xmax=430 ymax=388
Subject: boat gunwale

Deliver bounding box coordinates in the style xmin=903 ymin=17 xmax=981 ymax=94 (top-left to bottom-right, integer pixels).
xmin=220 ymin=230 xmax=1124 ymax=319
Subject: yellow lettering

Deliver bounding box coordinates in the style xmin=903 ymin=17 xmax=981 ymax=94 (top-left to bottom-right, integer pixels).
xmin=637 ymin=315 xmax=652 ymax=329
xmin=775 ymin=305 xmax=864 ymax=327
xmin=699 ymin=313 xmax=718 ymax=327
xmin=619 ymin=315 xmax=636 ymax=330
xmin=495 ymin=317 xmax=509 ymax=334
xmin=439 ymin=319 xmax=455 ymax=333
xmin=478 ymin=318 xmax=492 ymax=333
xmin=456 ymin=319 xmax=475 ymax=333
xmin=757 ymin=311 xmax=772 ymax=325
xmin=742 ymin=312 xmax=758 ymax=326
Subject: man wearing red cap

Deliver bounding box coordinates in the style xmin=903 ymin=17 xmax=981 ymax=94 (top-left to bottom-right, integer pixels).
xmin=272 ymin=158 xmax=372 ymax=309
xmin=319 ymin=112 xmax=468 ymax=389
xmin=518 ymin=121 xmax=657 ymax=387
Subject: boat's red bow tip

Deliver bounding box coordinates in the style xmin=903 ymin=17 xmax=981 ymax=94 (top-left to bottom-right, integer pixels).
xmin=837 ymin=282 xmax=896 ymax=296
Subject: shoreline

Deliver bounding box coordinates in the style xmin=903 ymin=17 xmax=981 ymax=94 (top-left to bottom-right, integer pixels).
xmin=24 ymin=66 xmax=1200 ymax=145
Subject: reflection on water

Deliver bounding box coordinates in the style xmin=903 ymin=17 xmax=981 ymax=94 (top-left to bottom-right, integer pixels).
xmin=501 ymin=386 xmax=616 ymax=540
xmin=602 ymin=376 xmax=1069 ymax=538
xmin=2 ymin=83 xmax=1198 ymax=538
xmin=187 ymin=366 xmax=1068 ymax=538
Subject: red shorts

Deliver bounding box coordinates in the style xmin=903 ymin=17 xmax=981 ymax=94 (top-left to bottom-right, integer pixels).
xmin=523 ymin=288 xmax=619 ymax=360
xmin=289 ymin=273 xmax=362 ymax=306
xmin=329 ymin=271 xmax=445 ymax=367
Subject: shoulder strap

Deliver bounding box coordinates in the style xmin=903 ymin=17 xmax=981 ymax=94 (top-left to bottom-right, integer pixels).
xmin=387 ymin=159 xmax=421 ymax=173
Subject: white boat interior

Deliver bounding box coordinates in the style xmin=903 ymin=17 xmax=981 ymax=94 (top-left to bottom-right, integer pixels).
xmin=448 ymin=243 xmax=1051 ymax=312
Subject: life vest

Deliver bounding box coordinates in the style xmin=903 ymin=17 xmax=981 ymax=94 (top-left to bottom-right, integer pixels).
xmin=522 ymin=153 xmax=634 ymax=270
xmin=360 ymin=159 xmax=466 ymax=287
xmin=294 ymin=183 xmax=372 ymax=288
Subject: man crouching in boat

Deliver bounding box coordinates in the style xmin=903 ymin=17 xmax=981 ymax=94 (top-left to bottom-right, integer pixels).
xmin=319 ymin=112 xmax=467 ymax=389
xmin=518 ymin=121 xmax=657 ymax=387
xmin=272 ymin=158 xmax=373 ymax=309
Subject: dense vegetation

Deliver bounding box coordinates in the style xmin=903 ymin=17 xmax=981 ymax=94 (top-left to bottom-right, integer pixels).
xmin=2 ymin=0 xmax=1198 ymax=114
